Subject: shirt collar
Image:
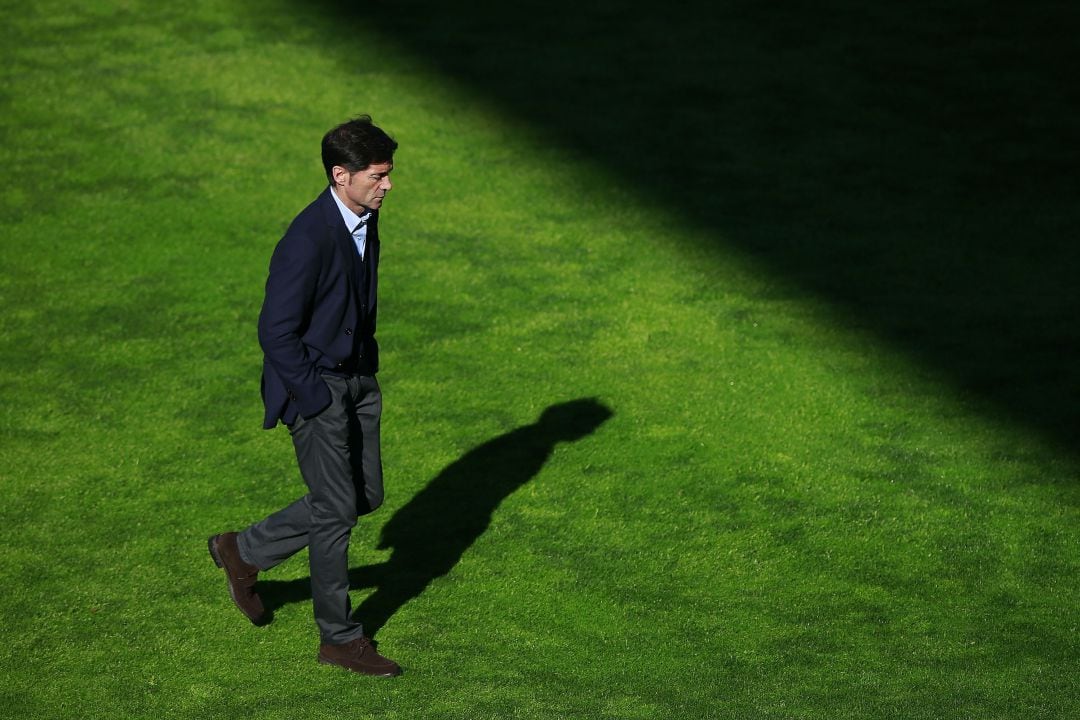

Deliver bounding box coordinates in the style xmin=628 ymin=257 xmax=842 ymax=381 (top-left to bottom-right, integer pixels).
xmin=329 ymin=185 xmax=372 ymax=234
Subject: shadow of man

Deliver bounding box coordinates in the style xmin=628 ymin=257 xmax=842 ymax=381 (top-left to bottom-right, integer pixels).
xmin=258 ymin=398 xmax=612 ymax=636
xmin=352 ymin=397 xmax=612 ymax=636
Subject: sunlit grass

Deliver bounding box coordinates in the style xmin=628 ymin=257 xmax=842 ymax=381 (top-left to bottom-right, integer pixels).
xmin=1 ymin=1 xmax=1077 ymax=719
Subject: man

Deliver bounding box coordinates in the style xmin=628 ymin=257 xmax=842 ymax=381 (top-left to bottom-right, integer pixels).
xmin=209 ymin=116 xmax=401 ymax=677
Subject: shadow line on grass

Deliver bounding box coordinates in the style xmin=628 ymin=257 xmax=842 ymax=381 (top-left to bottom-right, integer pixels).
xmin=256 ymin=397 xmax=613 ymax=636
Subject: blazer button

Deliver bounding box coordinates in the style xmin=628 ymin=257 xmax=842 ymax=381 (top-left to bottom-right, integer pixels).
xmin=344 ymin=328 xmax=353 ymax=336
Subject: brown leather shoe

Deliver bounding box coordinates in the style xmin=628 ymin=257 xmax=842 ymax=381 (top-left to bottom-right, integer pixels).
xmin=318 ymin=636 xmax=401 ymax=677
xmin=208 ymin=532 xmax=267 ymax=625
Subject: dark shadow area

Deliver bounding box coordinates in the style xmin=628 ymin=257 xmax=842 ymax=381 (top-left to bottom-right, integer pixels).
xmin=258 ymin=398 xmax=613 ymax=634
xmin=286 ymin=1 xmax=1078 ymax=456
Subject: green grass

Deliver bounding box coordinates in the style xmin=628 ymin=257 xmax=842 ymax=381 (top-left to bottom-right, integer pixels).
xmin=1 ymin=1 xmax=1077 ymax=718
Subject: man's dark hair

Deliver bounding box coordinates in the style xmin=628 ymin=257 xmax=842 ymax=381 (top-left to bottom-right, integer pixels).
xmin=321 ymin=115 xmax=398 ymax=182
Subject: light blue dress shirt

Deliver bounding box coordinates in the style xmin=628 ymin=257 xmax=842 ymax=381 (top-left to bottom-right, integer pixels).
xmin=329 ymin=186 xmax=372 ymax=260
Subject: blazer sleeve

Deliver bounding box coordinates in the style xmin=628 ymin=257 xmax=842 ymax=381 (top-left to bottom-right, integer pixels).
xmin=257 ymin=228 xmax=333 ymax=419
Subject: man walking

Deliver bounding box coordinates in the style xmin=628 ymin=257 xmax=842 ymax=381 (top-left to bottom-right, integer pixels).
xmin=209 ymin=116 xmax=401 ymax=677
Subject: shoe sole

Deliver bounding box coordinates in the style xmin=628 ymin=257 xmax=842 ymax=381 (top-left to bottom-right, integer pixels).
xmin=207 ymin=535 xmax=224 ymax=568
xmin=318 ymin=655 xmax=401 ymax=677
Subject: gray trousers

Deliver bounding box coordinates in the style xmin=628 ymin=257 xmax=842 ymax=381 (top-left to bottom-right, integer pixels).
xmin=237 ymin=373 xmax=384 ymax=644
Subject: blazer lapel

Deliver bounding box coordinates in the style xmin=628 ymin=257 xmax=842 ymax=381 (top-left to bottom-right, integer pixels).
xmin=367 ymin=213 xmax=379 ymax=303
xmin=319 ymin=187 xmax=361 ymax=286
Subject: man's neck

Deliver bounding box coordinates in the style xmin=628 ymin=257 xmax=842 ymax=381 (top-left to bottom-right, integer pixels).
xmin=330 ymin=185 xmax=369 ymax=221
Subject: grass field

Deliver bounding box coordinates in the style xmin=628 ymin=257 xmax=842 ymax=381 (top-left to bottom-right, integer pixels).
xmin=1 ymin=1 xmax=1077 ymax=718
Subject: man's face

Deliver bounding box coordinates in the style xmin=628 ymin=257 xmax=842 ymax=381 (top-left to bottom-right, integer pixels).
xmin=333 ymin=162 xmax=393 ymax=214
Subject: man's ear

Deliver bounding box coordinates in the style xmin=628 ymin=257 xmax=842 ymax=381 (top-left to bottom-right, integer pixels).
xmin=330 ymin=165 xmax=350 ymax=187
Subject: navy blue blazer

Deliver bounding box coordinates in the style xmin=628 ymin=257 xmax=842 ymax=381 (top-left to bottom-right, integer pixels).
xmin=258 ymin=187 xmax=380 ymax=429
